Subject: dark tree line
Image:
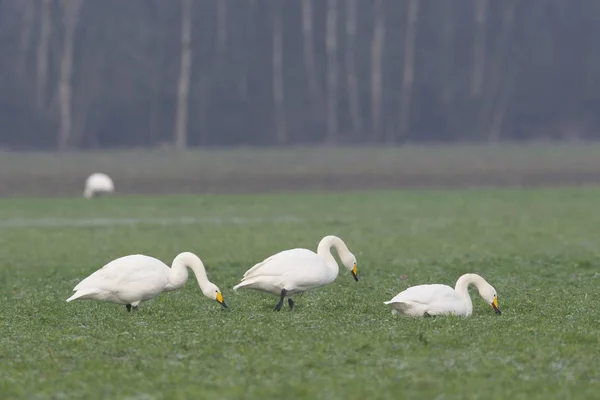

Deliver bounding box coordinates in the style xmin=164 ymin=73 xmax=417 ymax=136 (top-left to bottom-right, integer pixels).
xmin=1 ymin=0 xmax=600 ymax=150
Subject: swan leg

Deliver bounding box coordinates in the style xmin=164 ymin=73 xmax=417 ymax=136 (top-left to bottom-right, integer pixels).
xmin=126 ymin=304 xmax=132 ymax=312
xmin=288 ymin=298 xmax=294 ymax=310
xmin=274 ymin=289 xmax=287 ymax=311
xmin=131 ymin=301 xmax=140 ymax=312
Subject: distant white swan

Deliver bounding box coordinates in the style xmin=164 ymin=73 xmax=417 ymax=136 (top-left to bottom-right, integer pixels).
xmin=233 ymin=235 xmax=358 ymax=311
xmin=84 ymin=173 xmax=114 ymax=198
xmin=384 ymin=273 xmax=501 ymax=317
xmin=66 ymin=252 xmax=227 ymax=311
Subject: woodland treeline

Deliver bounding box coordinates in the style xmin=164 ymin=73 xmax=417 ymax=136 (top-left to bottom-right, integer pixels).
xmin=1 ymin=0 xmax=599 ymax=150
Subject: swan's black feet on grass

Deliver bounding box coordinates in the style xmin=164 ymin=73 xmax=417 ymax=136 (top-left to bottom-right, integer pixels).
xmin=126 ymin=304 xmax=132 ymax=312
xmin=133 ymin=306 xmax=138 ymax=311
xmin=288 ymin=298 xmax=294 ymax=310
xmin=274 ymin=289 xmax=288 ymax=311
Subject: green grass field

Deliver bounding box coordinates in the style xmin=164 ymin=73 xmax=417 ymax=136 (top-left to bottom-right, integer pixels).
xmin=2 ymin=142 xmax=600 ymax=196
xmin=1 ymin=188 xmax=599 ymax=399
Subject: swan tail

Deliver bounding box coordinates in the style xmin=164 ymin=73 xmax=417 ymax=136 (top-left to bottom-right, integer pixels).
xmin=242 ymin=260 xmax=268 ymax=279
xmin=233 ymin=277 xmax=262 ymax=291
xmin=66 ymin=287 xmax=104 ymax=302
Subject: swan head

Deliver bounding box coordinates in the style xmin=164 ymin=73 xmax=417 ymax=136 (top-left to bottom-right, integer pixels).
xmin=478 ymin=284 xmax=501 ymax=315
xmin=203 ymin=283 xmax=228 ymax=308
xmin=341 ymin=252 xmax=359 ymax=281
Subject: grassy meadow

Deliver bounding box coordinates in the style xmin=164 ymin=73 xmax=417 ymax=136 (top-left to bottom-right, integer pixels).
xmin=1 ymin=187 xmax=600 ymax=399
xmin=2 ymin=141 xmax=600 ymax=196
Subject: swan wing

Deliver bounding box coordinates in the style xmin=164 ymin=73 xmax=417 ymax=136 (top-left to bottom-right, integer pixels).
xmin=385 ymin=284 xmax=459 ymax=305
xmin=384 ymin=284 xmax=466 ymax=316
xmin=235 ymin=248 xmax=334 ymax=292
xmin=73 ymin=254 xmax=170 ymax=292
xmin=241 ymin=249 xmax=320 ymax=280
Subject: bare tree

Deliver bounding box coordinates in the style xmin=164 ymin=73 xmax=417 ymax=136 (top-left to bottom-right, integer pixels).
xmin=441 ymin=1 xmax=455 ymax=106
xmin=345 ymin=0 xmax=362 ymax=138
xmin=301 ymin=0 xmax=320 ymax=106
xmin=487 ymin=2 xmax=516 ymax=141
xmin=36 ymin=0 xmax=52 ymax=111
xmin=174 ymin=0 xmax=193 ymax=149
xmin=370 ymin=0 xmax=385 ymax=142
xmin=470 ymin=0 xmax=488 ymax=97
xmin=197 ymin=77 xmax=209 ymax=145
xmin=272 ymin=6 xmax=286 ymax=145
xmin=440 ymin=1 xmax=456 ymax=137
xmin=216 ymin=0 xmax=227 ymax=57
xmin=17 ymin=0 xmax=35 ymax=76
xmin=149 ymin=13 xmax=166 ymax=147
xmin=71 ymin=47 xmax=105 ymax=148
xmin=397 ymin=0 xmax=420 ymax=143
xmin=57 ymin=0 xmax=82 ymax=151
xmin=325 ymin=0 xmax=338 ymax=143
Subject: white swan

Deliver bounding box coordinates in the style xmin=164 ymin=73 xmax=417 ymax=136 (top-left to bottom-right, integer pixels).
xmin=66 ymin=252 xmax=227 ymax=311
xmin=84 ymin=173 xmax=114 ymax=199
xmin=233 ymin=235 xmax=358 ymax=311
xmin=383 ymin=273 xmax=501 ymax=317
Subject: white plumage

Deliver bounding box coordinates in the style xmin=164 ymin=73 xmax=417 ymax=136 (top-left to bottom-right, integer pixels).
xmin=233 ymin=235 xmax=359 ymax=310
xmin=384 ymin=273 xmax=501 ymax=317
xmin=83 ymin=173 xmax=114 ymax=199
xmin=66 ymin=252 xmax=227 ymax=311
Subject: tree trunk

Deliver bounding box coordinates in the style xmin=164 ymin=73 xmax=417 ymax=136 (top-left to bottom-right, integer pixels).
xmin=488 ymin=82 xmax=511 ymax=142
xmin=441 ymin=0 xmax=456 ymax=138
xmin=174 ymin=0 xmax=193 ymax=150
xmin=470 ymin=0 xmax=488 ymax=98
xmin=238 ymin=0 xmax=255 ymax=101
xmin=397 ymin=0 xmax=420 ymax=143
xmin=58 ymin=0 xmax=82 ymax=151
xmin=216 ymin=0 xmax=227 ymax=57
xmin=345 ymin=0 xmax=362 ymax=139
xmin=301 ymin=0 xmax=320 ymax=106
xmin=36 ymin=0 xmax=52 ymax=111
xmin=198 ymin=77 xmax=209 ymax=145
xmin=370 ymin=0 xmax=385 ymax=142
xmin=441 ymin=1 xmax=455 ymax=106
xmin=17 ymin=0 xmax=35 ymax=76
xmin=325 ymin=0 xmax=338 ymax=143
xmin=272 ymin=7 xmax=286 ymax=145
xmin=487 ymin=2 xmax=516 ymax=142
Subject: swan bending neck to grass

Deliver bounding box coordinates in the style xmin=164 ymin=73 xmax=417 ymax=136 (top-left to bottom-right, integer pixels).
xmin=384 ymin=273 xmax=501 ymax=317
xmin=66 ymin=252 xmax=227 ymax=311
xmin=233 ymin=235 xmax=359 ymax=311
xmin=83 ymin=172 xmax=114 ymax=199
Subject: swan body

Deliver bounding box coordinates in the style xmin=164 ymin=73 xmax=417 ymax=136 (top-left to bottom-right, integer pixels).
xmin=66 ymin=252 xmax=227 ymax=311
xmin=384 ymin=273 xmax=501 ymax=317
xmin=84 ymin=173 xmax=114 ymax=199
xmin=233 ymin=235 xmax=358 ymax=310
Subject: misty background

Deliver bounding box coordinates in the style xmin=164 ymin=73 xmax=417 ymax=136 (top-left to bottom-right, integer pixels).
xmin=1 ymin=0 xmax=599 ymax=151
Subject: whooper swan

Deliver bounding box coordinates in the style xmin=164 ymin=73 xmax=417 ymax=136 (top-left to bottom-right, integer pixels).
xmin=233 ymin=235 xmax=358 ymax=311
xmin=66 ymin=252 xmax=227 ymax=311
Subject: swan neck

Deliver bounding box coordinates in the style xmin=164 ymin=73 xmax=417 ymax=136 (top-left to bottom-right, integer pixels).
xmin=454 ymin=274 xmax=484 ymax=314
xmin=317 ymin=235 xmax=349 ymax=258
xmin=170 ymin=252 xmax=211 ymax=291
